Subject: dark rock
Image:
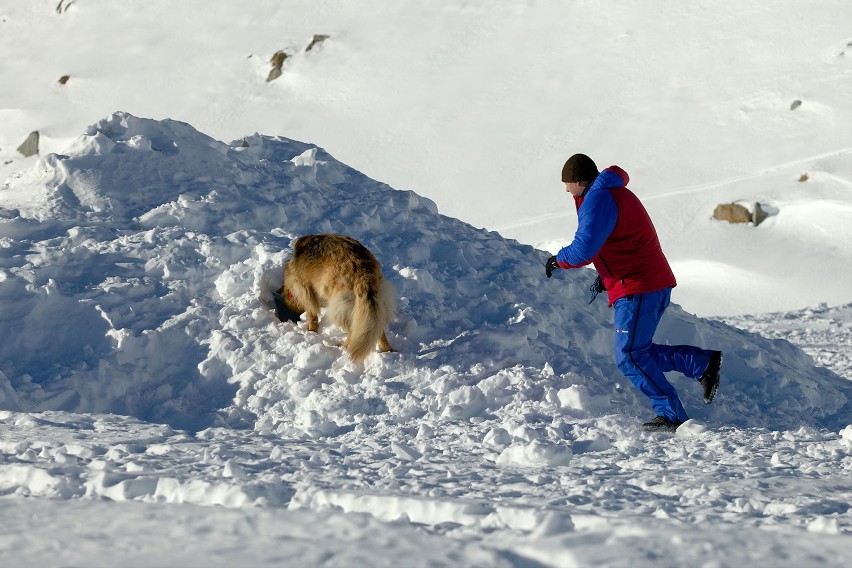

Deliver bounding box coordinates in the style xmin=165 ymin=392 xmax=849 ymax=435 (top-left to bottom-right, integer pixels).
xmin=267 ymin=51 xmax=288 ymax=82
xmin=17 ymin=131 xmax=39 ymax=157
xmin=56 ymin=0 xmax=74 ymax=14
xmin=306 ymin=34 xmax=330 ymax=52
xmin=752 ymin=202 xmax=769 ymax=227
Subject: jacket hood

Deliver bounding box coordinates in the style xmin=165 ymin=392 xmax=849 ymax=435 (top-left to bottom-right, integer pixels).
xmin=585 ymin=165 xmax=629 ymax=195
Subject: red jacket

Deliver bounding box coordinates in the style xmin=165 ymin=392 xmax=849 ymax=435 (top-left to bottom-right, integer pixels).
xmin=556 ymin=166 xmax=676 ymax=305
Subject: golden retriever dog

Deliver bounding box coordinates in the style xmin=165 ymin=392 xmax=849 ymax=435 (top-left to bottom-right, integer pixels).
xmin=276 ymin=234 xmax=395 ymax=362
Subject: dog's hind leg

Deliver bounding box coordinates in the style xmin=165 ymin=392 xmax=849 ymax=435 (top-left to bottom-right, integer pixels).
xmin=327 ymin=292 xmax=356 ymax=350
xmin=379 ymin=332 xmax=394 ymax=353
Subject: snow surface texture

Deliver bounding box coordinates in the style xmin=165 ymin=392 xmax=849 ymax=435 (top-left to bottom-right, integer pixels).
xmin=1 ymin=114 xmax=850 ymax=566
xmin=1 ymin=0 xmax=851 ymax=317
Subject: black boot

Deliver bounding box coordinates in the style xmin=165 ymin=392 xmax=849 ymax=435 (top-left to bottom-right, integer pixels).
xmin=642 ymin=416 xmax=682 ymax=432
xmin=699 ymin=351 xmax=722 ymax=404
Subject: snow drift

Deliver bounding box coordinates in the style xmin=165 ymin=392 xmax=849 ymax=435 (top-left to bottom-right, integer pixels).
xmin=0 ymin=113 xmax=849 ymax=434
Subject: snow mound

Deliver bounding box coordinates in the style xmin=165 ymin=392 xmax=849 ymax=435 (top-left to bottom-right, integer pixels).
xmin=0 ymin=112 xmax=849 ymax=437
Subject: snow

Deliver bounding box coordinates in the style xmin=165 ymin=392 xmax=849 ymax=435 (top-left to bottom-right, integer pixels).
xmin=0 ymin=2 xmax=851 ymax=567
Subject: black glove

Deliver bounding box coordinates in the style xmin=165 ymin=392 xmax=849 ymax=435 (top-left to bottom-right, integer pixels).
xmin=545 ymin=256 xmax=559 ymax=278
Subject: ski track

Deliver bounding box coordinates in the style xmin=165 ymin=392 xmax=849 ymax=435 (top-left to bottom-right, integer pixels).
xmin=494 ymin=146 xmax=852 ymax=233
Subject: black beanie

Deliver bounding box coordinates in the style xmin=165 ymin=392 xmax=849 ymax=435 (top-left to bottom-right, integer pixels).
xmin=561 ymin=153 xmax=599 ymax=183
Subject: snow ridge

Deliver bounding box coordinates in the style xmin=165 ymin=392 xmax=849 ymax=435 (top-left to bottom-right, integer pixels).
xmin=0 ymin=113 xmax=849 ymax=439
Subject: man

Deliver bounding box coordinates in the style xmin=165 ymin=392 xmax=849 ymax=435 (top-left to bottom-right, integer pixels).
xmin=546 ymin=153 xmax=721 ymax=432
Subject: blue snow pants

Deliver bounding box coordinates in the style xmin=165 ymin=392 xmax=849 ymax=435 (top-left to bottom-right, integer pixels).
xmin=612 ymin=287 xmax=713 ymax=423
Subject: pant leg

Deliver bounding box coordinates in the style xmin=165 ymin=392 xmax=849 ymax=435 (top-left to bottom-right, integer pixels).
xmin=613 ymin=288 xmax=689 ymax=423
xmin=649 ymin=344 xmax=713 ymax=379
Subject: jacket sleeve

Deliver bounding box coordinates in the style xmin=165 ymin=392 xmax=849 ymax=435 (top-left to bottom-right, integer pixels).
xmin=555 ymin=189 xmax=618 ymax=268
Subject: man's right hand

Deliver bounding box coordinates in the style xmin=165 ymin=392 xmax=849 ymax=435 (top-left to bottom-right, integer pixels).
xmin=545 ymin=256 xmax=559 ymax=278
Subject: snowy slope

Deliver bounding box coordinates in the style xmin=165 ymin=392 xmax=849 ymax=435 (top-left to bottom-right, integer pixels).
xmin=1 ymin=0 xmax=850 ymax=316
xmin=1 ymin=113 xmax=848 ymax=433
xmin=0 ymin=114 xmax=850 ymax=566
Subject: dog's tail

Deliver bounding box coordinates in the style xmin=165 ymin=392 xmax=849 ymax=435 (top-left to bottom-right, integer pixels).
xmin=336 ymin=275 xmax=394 ymax=363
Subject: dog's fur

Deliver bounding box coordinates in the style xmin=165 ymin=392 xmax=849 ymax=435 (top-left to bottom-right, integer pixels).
xmin=278 ymin=234 xmax=395 ymax=362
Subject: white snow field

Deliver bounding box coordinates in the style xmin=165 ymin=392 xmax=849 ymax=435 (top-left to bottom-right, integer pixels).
xmin=0 ymin=113 xmax=849 ymax=567
xmin=0 ymin=1 xmax=851 ymax=566
xmin=1 ymin=1 xmax=850 ymax=317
